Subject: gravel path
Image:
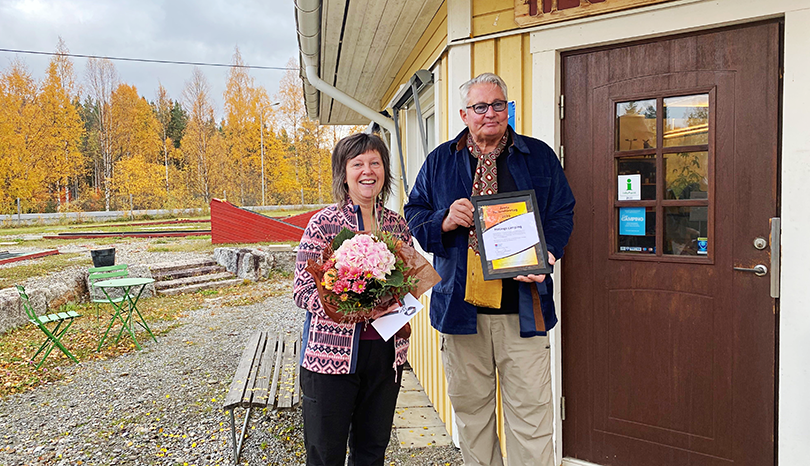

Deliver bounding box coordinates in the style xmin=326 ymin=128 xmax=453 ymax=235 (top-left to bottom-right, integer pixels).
xmin=0 ymin=273 xmax=463 ymax=465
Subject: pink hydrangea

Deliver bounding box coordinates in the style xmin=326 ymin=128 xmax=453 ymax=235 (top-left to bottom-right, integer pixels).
xmin=333 ymin=234 xmax=396 ymax=280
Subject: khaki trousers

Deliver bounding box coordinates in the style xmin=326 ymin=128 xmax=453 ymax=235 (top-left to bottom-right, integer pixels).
xmin=442 ymin=314 xmax=554 ymax=466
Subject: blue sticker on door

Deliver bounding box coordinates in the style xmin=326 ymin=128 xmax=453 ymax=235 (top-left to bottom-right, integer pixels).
xmin=619 ymin=207 xmax=646 ymax=236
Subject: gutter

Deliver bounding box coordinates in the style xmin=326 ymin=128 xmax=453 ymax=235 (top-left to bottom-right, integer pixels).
xmin=295 ymin=0 xmax=404 ymax=209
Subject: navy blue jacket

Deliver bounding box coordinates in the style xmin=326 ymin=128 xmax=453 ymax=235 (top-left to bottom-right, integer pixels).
xmin=404 ymin=128 xmax=575 ymax=336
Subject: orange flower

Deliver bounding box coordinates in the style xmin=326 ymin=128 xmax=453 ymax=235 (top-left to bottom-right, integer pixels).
xmin=322 ymin=268 xmax=338 ymax=290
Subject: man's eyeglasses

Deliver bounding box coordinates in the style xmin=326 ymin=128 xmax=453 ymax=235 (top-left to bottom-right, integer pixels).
xmin=466 ymin=100 xmax=507 ymax=114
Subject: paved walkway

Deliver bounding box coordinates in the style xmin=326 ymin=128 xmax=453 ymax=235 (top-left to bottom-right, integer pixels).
xmin=394 ymin=368 xmax=454 ymax=448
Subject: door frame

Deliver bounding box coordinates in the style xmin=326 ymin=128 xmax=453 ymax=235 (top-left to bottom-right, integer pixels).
xmin=525 ymin=2 xmax=810 ymax=465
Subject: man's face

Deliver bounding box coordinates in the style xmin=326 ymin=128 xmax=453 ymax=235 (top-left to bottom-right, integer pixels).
xmin=460 ymin=83 xmax=508 ymax=143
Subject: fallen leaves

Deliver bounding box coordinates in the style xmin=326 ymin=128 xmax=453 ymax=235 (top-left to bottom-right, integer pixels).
xmin=0 ymin=291 xmax=203 ymax=398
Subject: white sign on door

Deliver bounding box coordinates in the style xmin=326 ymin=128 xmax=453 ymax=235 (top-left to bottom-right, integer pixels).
xmin=618 ymin=174 xmax=641 ymax=200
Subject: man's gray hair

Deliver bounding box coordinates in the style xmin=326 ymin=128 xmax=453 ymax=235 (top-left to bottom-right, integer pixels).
xmin=459 ymin=73 xmax=508 ymax=108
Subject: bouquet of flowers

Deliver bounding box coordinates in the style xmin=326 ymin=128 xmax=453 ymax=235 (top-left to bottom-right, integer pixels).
xmin=306 ymin=228 xmax=440 ymax=324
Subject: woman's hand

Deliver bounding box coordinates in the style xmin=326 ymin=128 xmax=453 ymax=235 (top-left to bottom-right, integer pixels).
xmin=370 ymin=298 xmax=401 ymax=320
xmin=396 ymin=323 xmax=411 ymax=339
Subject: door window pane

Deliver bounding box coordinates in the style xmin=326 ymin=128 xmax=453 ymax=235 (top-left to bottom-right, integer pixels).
xmin=664 ymin=206 xmax=708 ymax=256
xmin=618 ymin=207 xmax=656 ymax=254
xmin=664 ymin=151 xmax=708 ymax=200
xmin=664 ymin=94 xmax=709 ymax=147
xmin=618 ymin=155 xmax=656 ymax=200
xmin=616 ymin=99 xmax=656 ymax=151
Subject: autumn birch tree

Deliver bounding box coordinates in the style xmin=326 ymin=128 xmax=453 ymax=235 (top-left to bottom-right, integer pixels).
xmin=109 ymin=84 xmax=162 ymax=209
xmin=181 ymin=67 xmax=223 ymax=203
xmin=275 ymin=57 xmax=306 ymax=204
xmin=85 ymin=58 xmax=119 ymax=210
xmin=223 ymin=47 xmax=261 ymax=205
xmin=39 ymin=38 xmax=85 ymax=208
xmin=0 ymin=60 xmax=46 ymax=213
xmin=155 ymin=84 xmax=173 ymax=196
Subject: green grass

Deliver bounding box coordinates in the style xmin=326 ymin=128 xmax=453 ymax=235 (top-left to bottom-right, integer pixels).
xmin=0 ymin=253 xmax=91 ymax=289
xmin=145 ymin=237 xmax=215 ymax=254
xmin=12 ymin=236 xmax=135 ymax=250
xmin=0 ymin=280 xmax=274 ymax=399
xmin=259 ymin=208 xmax=313 ymax=217
xmin=0 ymin=214 xmax=212 ymax=235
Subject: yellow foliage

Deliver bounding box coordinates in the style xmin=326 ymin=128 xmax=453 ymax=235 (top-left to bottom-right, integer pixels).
xmin=109 ymin=84 xmax=164 ymax=209
xmin=39 ymin=42 xmax=85 ymax=206
xmin=0 ymin=59 xmax=48 ymax=213
xmin=180 ymin=67 xmax=226 ymax=203
xmin=0 ymin=48 xmax=358 ymax=212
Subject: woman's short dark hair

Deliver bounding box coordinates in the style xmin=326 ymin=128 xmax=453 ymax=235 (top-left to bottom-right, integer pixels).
xmin=331 ymin=132 xmax=392 ymax=204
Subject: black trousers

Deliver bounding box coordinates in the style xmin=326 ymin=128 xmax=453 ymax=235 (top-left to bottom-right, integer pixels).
xmin=300 ymin=338 xmax=403 ymax=466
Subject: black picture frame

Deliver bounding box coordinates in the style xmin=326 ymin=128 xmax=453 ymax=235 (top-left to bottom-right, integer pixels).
xmin=471 ymin=190 xmax=551 ymax=280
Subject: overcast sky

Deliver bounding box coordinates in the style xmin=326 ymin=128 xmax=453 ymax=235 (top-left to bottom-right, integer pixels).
xmin=0 ymin=0 xmax=300 ymax=117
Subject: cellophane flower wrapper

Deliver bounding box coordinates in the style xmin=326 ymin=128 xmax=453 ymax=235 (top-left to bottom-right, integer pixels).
xmin=306 ymin=228 xmax=441 ymax=324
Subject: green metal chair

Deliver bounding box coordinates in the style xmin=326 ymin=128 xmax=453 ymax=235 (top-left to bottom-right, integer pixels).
xmin=16 ymin=285 xmax=81 ymax=369
xmin=88 ymin=264 xmax=129 ymax=322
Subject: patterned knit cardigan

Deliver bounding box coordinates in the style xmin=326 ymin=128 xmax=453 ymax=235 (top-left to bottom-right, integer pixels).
xmin=294 ymin=199 xmax=412 ymax=375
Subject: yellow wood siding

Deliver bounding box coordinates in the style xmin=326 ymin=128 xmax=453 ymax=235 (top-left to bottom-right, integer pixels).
xmin=470 ymin=34 xmax=533 ymax=136
xmin=522 ymin=33 xmax=533 ymax=135
xmin=473 ymin=0 xmax=514 ymax=16
xmin=441 ymin=57 xmax=449 ymax=142
xmin=380 ymin=2 xmax=448 ymax=110
xmin=472 ymin=0 xmax=518 ymax=37
xmin=409 ymin=293 xmax=455 ymax=434
xmin=395 ymin=116 xmax=409 ymax=212
xmin=472 ymin=41 xmax=496 ymax=77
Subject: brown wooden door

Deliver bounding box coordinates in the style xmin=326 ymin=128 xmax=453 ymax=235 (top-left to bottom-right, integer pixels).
xmin=561 ymin=21 xmax=780 ymax=466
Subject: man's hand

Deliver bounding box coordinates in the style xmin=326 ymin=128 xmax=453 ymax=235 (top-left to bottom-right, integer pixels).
xmin=514 ymin=251 xmax=556 ymax=283
xmin=442 ymin=198 xmax=475 ymax=232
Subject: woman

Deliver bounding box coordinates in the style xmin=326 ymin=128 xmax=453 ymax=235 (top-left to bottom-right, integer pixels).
xmin=293 ymin=132 xmax=411 ymax=466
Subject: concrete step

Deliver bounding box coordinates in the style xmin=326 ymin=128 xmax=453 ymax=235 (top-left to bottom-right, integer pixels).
xmin=154 ymin=272 xmax=235 ymax=290
xmin=156 ymin=278 xmax=244 ymax=296
xmin=150 ymin=260 xmax=218 ymax=276
xmin=152 ymin=264 xmax=226 ymax=281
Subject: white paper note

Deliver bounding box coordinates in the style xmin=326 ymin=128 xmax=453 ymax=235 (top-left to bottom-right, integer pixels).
xmin=371 ymin=293 xmax=423 ymax=341
xmin=481 ymin=212 xmax=540 ymax=261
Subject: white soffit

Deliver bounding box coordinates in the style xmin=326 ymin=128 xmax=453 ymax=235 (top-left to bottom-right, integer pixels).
xmin=307 ymin=0 xmax=443 ymax=125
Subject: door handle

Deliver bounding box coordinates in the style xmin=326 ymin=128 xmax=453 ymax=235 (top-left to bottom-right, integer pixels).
xmin=770 ymin=217 xmax=780 ymax=298
xmin=734 ymin=264 xmax=768 ymax=276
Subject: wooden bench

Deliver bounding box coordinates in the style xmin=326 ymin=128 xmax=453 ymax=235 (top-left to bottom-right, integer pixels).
xmin=223 ymin=331 xmax=301 ymax=464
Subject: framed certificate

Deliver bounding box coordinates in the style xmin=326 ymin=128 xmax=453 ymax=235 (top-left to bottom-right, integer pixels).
xmin=471 ymin=190 xmax=551 ymax=280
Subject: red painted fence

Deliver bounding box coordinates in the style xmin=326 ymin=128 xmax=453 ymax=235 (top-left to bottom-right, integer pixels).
xmin=210 ymin=199 xmax=318 ymax=244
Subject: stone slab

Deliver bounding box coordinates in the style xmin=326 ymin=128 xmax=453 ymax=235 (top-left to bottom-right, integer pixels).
xmin=396 ymin=389 xmax=432 ymax=408
xmin=394 ymin=426 xmax=453 ymax=448
xmin=261 ymin=244 xmax=293 ymax=251
xmin=156 ymin=278 xmax=243 ymax=296
xmin=394 ymin=407 xmax=446 ymax=428
xmin=154 ymin=272 xmax=233 ymax=289
xmin=400 ymin=370 xmax=422 ymax=391
xmin=213 ymin=247 xmax=296 ymax=280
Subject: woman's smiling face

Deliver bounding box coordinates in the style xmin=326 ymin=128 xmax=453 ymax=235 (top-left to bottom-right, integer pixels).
xmin=345 ymin=150 xmax=385 ymax=206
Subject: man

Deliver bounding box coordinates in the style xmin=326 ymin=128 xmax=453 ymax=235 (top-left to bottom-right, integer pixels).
xmin=404 ymin=73 xmax=575 ymax=466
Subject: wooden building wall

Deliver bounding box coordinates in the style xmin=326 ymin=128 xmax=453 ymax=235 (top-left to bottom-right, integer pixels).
xmin=471 ymin=34 xmax=533 ymax=135
xmin=473 ymin=0 xmax=520 ymax=37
